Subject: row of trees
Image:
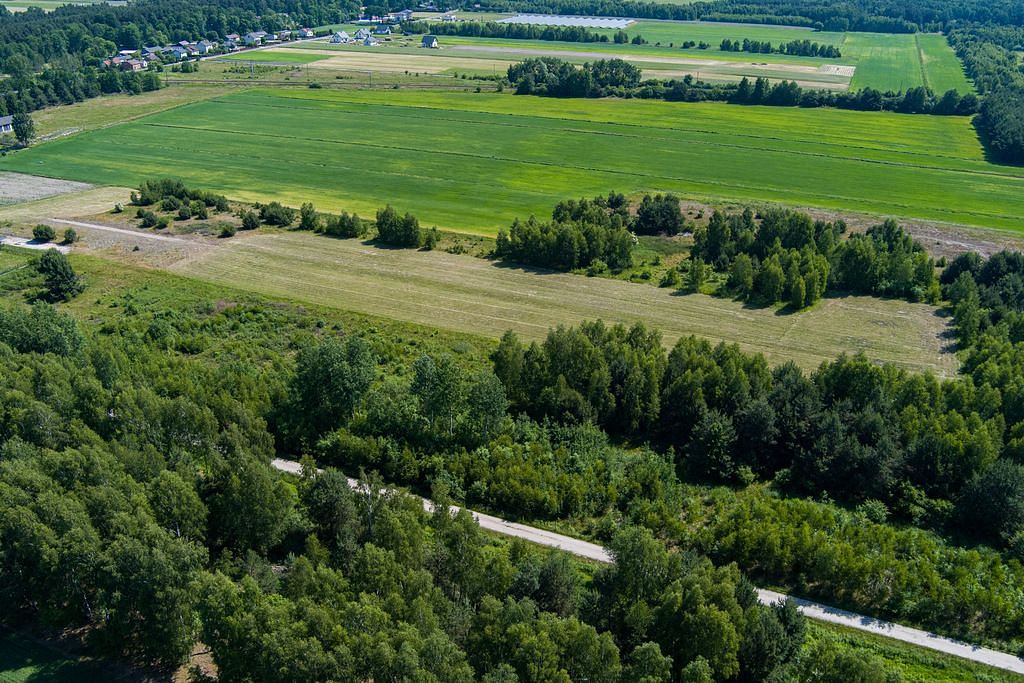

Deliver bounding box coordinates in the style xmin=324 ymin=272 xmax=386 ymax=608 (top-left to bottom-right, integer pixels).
xmin=691 ymin=209 xmax=940 ymax=306
xmin=405 ymin=19 xmax=611 ymax=43
xmin=480 ymin=0 xmax=1021 ymax=31
xmin=495 ymin=194 xmax=635 ymax=271
xmin=508 ymin=57 xmax=641 ymax=98
xmin=504 ymin=57 xmax=977 ymax=116
xmin=719 ymin=37 xmax=841 ymax=58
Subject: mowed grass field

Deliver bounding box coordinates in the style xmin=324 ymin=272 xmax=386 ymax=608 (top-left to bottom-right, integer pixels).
xmin=168 ymin=231 xmax=954 ymax=373
xmin=377 ymin=18 xmax=972 ymax=93
xmin=3 ymin=87 xmax=1021 ymax=233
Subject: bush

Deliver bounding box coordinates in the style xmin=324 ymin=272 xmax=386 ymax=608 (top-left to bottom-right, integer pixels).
xmin=62 ymin=228 xmax=78 ymax=245
xmin=240 ymin=210 xmax=260 ymax=230
xmin=259 ymin=202 xmax=296 ymax=227
xmin=375 ymin=205 xmax=421 ymax=247
xmin=219 ymin=223 xmax=237 ymax=238
xmin=139 ymin=211 xmax=159 ymax=228
xmin=178 ymin=204 xmax=193 ymax=220
xmin=32 ymin=224 xmax=56 ymax=242
xmin=322 ymin=212 xmax=366 ymax=238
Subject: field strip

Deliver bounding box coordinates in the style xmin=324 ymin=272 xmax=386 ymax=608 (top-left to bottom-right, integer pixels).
xmin=52 ymin=218 xmax=190 ymax=243
xmin=136 ymin=121 xmax=1024 ymax=223
xmin=167 ymin=232 xmax=954 ymax=374
xmin=151 ymin=99 xmax=1022 ymax=180
xmin=270 ymin=456 xmax=1024 ymax=675
xmin=231 ymin=92 xmax=1002 ymax=171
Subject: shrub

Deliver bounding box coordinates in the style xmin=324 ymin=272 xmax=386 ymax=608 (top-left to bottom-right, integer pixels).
xmin=62 ymin=228 xmax=78 ymax=245
xmin=240 ymin=210 xmax=260 ymax=230
xmin=219 ymin=223 xmax=237 ymax=238
xmin=32 ymin=224 xmax=56 ymax=242
xmin=259 ymin=202 xmax=296 ymax=227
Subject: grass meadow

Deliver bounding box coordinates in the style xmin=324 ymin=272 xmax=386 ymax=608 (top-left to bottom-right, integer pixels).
xmin=166 ymin=231 xmax=954 ymax=374
xmin=2 ymin=88 xmax=1019 ymax=234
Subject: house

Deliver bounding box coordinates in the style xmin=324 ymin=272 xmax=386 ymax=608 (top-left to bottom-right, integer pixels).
xmin=373 ymin=25 xmax=391 ymax=35
xmin=243 ymin=31 xmax=266 ymax=46
xmin=354 ymin=28 xmax=372 ymax=40
xmin=0 ymin=115 xmax=12 ymax=135
xmin=225 ymin=33 xmax=241 ymax=42
xmin=363 ymin=36 xmax=380 ymax=46
xmin=196 ymin=39 xmax=215 ymax=55
xmin=441 ymin=12 xmax=457 ymax=22
xmin=277 ymin=30 xmax=293 ymax=41
xmin=330 ymin=31 xmax=351 ymax=44
xmin=168 ymin=45 xmax=190 ymax=60
xmin=392 ymin=9 xmax=414 ymax=22
xmin=298 ymin=28 xmax=315 ymax=38
xmin=421 ymin=35 xmax=438 ymax=48
xmin=120 ymin=58 xmax=146 ymax=71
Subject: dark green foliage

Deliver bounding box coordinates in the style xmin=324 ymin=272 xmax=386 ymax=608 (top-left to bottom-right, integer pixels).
xmin=634 ymin=194 xmax=683 ymax=236
xmin=11 ymin=112 xmax=34 ymax=146
xmin=976 ymin=87 xmax=1024 ymax=165
xmin=31 ymin=224 xmax=55 ymax=242
xmin=282 ymin=335 xmax=375 ymax=447
xmin=496 ymin=193 xmax=634 ymax=272
xmin=0 ymin=302 xmax=82 ymax=354
xmin=240 ymin=209 xmax=260 ymax=230
xmin=299 ymin=202 xmax=319 ymax=231
xmin=322 ymin=211 xmax=366 ymax=238
xmin=507 ymin=57 xmax=641 ymax=97
xmin=36 ymin=249 xmax=84 ymax=301
xmin=375 ymin=205 xmax=421 ymax=247
xmin=131 ymin=178 xmax=228 ymax=211
xmin=407 ymin=19 xmax=611 ymax=44
xmin=693 ymin=209 xmax=936 ymax=308
xmin=62 ymin=227 xmax=78 ymax=244
xmin=258 ymin=201 xmax=296 ymax=227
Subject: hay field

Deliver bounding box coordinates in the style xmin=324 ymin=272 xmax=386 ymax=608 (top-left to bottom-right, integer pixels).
xmin=2 ymin=88 xmax=1020 ymax=234
xmin=170 ymin=231 xmax=955 ymax=374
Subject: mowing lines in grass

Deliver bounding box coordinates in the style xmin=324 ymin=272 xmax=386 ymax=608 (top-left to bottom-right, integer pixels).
xmin=3 ymin=88 xmax=1021 ymax=233
xmin=169 ymin=231 xmax=955 ymax=374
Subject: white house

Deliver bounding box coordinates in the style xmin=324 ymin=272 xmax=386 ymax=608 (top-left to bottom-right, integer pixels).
xmin=354 ymin=28 xmax=372 ymax=40
xmin=363 ymin=36 xmax=381 ymax=46
xmin=298 ymin=28 xmax=315 ymax=38
xmin=0 ymin=116 xmax=13 ymax=136
xmin=330 ymin=31 xmax=351 ymax=44
xmin=196 ymin=39 xmax=215 ymax=54
xmin=373 ymin=25 xmax=392 ymax=35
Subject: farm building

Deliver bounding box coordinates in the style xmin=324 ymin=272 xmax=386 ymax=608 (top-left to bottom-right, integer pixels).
xmin=421 ymin=35 xmax=439 ymax=48
xmin=0 ymin=115 xmax=12 ymax=135
xmin=330 ymin=31 xmax=351 ymax=44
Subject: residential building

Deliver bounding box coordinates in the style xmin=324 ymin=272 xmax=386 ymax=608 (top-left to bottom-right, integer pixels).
xmin=330 ymin=31 xmax=351 ymax=44
xmin=373 ymin=25 xmax=392 ymax=35
xmin=421 ymin=35 xmax=439 ymax=48
xmin=0 ymin=115 xmax=13 ymax=136
xmin=196 ymin=39 xmax=215 ymax=55
xmin=354 ymin=28 xmax=372 ymax=40
xmin=363 ymin=36 xmax=381 ymax=46
xmin=298 ymin=28 xmax=315 ymax=38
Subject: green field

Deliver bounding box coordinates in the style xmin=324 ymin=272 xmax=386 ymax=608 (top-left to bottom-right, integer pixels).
xmin=916 ymin=33 xmax=974 ymax=94
xmin=162 ymin=230 xmax=954 ymax=374
xmin=220 ymin=50 xmax=332 ymax=65
xmin=379 ymin=18 xmax=972 ymax=93
xmin=2 ymin=87 xmax=1020 ymax=233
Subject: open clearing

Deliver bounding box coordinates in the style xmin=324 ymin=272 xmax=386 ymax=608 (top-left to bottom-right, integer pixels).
xmin=0 ymin=172 xmax=91 ymax=205
xmin=3 ymin=88 xmax=1021 ymax=235
xmin=162 ymin=231 xmax=953 ymax=374
xmin=374 ymin=19 xmax=971 ymax=93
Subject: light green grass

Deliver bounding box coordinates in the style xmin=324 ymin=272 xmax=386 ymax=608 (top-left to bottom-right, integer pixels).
xmin=806 ymin=621 xmax=1024 ymax=682
xmin=917 ymin=33 xmax=974 ymax=94
xmin=220 ymin=50 xmax=332 ymax=65
xmin=1 ymin=88 xmax=1018 ymax=233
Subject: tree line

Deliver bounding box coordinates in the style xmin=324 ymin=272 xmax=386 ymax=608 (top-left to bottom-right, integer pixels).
xmin=505 ymin=57 xmax=978 ymax=116
xmin=719 ymin=37 xmax=841 ymax=58
xmin=691 ymin=208 xmax=939 ymax=308
xmin=405 ymin=19 xmax=611 ymax=43
xmin=0 ymin=254 xmax=841 ymax=682
xmin=479 ymin=0 xmax=1022 ymax=32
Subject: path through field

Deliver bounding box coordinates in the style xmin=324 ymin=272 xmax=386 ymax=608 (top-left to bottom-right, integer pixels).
xmin=271 ymin=458 xmax=1024 ymax=676
xmin=167 ymin=231 xmax=954 ymax=374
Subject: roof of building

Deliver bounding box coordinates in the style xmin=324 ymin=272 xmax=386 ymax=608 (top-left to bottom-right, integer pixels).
xmin=0 ymin=115 xmax=14 ymax=126
xmin=422 ymin=35 xmax=438 ymax=44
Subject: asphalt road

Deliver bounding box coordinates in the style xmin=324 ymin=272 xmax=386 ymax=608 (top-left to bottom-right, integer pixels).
xmin=272 ymin=456 xmax=1024 ymax=675
xmin=271 ymin=458 xmax=1024 ymax=674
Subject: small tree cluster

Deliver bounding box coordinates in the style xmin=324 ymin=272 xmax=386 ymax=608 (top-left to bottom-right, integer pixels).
xmin=374 ymin=205 xmax=421 ymax=247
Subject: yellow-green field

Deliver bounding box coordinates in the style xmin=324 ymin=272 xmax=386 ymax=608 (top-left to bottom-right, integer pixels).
xmin=2 ymin=88 xmax=1019 ymax=235
xmin=164 ymin=231 xmax=954 ymax=374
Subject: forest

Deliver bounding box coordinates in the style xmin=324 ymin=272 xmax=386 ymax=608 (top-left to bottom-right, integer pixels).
xmin=505 ymin=58 xmax=978 ymax=116
xmin=4 ymin=248 xmax=911 ymax=681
